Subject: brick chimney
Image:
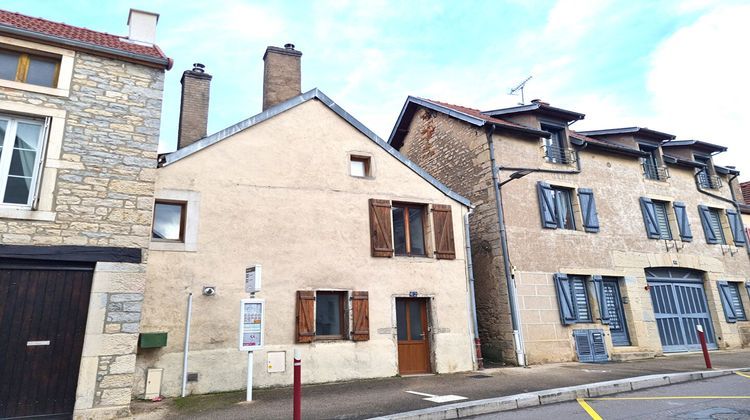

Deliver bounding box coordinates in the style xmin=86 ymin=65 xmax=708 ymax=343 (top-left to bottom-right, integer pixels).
xmin=178 ymin=63 xmax=212 ymax=150
xmin=262 ymin=43 xmax=302 ymax=111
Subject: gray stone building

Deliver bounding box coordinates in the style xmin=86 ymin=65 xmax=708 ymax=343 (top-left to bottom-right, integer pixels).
xmin=390 ymin=97 xmax=750 ymax=366
xmin=0 ymin=9 xmax=170 ymax=419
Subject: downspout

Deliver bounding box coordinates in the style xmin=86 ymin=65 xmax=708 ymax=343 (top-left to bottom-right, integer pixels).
xmin=464 ymin=206 xmax=483 ymax=369
xmin=695 ymin=172 xmax=750 ymax=256
xmin=485 ymin=125 xmax=526 ymax=366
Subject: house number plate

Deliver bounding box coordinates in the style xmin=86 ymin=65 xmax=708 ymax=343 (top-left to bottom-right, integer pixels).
xmin=409 ymin=291 xmax=418 ymax=297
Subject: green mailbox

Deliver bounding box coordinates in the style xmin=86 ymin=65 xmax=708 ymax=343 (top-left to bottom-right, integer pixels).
xmin=139 ymin=332 xmax=168 ymax=348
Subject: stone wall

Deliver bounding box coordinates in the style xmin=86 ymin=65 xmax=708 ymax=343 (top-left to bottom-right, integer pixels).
xmin=0 ymin=49 xmax=164 ymax=418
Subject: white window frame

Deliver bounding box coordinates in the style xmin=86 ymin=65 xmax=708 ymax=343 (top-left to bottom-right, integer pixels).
xmin=0 ymin=114 xmax=49 ymax=208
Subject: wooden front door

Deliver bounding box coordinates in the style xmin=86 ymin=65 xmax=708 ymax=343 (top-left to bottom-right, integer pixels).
xmin=0 ymin=260 xmax=94 ymax=419
xmin=396 ymin=298 xmax=431 ymax=374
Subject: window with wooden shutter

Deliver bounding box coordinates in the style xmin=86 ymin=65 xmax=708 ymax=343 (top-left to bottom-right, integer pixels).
xmin=432 ymin=204 xmax=456 ymax=260
xmin=698 ymin=205 xmax=726 ymax=245
xmin=726 ymin=209 xmax=746 ymax=246
xmin=369 ymin=199 xmax=393 ymax=257
xmin=537 ymin=182 xmax=558 ymax=229
xmin=718 ymin=282 xmax=746 ymax=322
xmin=351 ymin=291 xmax=370 ymax=341
xmin=591 ymin=275 xmax=610 ymax=324
xmin=673 ymin=202 xmax=692 ymax=242
xmin=639 ymin=197 xmax=660 ymax=239
xmin=571 ymin=276 xmax=592 ymax=322
xmin=296 ymin=291 xmax=316 ymax=343
xmin=578 ymin=188 xmax=600 ymax=233
xmin=554 ymin=273 xmax=576 ymax=325
xmin=653 ymin=200 xmax=672 ymax=240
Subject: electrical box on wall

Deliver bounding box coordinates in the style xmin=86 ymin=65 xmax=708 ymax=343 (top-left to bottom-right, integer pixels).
xmin=245 ymin=265 xmax=262 ymax=293
xmin=267 ymin=351 xmax=285 ymax=373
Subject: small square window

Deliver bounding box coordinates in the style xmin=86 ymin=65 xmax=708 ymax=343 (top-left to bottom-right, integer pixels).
xmin=315 ymin=291 xmax=346 ymax=338
xmin=152 ymin=201 xmax=186 ymax=241
xmin=350 ymin=156 xmax=370 ymax=177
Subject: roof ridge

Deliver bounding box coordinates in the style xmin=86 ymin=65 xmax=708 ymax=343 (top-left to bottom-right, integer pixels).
xmin=1 ymin=10 xmax=124 ymax=39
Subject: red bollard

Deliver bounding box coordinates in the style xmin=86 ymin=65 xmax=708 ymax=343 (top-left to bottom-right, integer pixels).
xmin=697 ymin=324 xmax=712 ymax=369
xmin=293 ymin=349 xmax=301 ymax=420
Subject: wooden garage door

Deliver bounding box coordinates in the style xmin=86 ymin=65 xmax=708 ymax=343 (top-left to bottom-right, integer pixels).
xmin=0 ymin=260 xmax=94 ymax=419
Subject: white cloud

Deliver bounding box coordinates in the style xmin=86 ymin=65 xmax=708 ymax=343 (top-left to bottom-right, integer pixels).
xmin=646 ymin=4 xmax=750 ymax=180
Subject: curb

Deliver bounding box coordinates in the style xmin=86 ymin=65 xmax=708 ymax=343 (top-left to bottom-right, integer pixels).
xmin=369 ymin=367 xmax=750 ymax=419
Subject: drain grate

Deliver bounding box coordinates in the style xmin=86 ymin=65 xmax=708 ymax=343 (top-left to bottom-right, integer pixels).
xmin=468 ymin=374 xmax=492 ymax=379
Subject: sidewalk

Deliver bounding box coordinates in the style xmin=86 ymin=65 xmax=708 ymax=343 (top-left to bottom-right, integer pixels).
xmin=131 ymin=349 xmax=750 ymax=419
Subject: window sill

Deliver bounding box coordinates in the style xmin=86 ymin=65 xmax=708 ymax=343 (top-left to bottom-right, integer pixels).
xmin=150 ymin=240 xmax=197 ymax=252
xmin=0 ymin=79 xmax=69 ymax=97
xmin=0 ymin=207 xmax=55 ymax=221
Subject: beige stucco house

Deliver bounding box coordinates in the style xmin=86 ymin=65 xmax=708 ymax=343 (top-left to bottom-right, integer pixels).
xmin=135 ymin=46 xmax=476 ymax=397
xmin=0 ymin=9 xmax=170 ymax=419
xmin=390 ymin=97 xmax=750 ymax=366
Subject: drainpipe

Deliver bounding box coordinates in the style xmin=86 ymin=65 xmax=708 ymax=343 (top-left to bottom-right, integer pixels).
xmin=181 ymin=292 xmax=193 ymax=397
xmin=463 ymin=206 xmax=483 ymax=369
xmin=486 ymin=125 xmax=526 ymax=366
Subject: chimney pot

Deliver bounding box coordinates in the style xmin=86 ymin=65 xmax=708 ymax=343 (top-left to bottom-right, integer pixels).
xmin=127 ymin=9 xmax=160 ymax=45
xmin=531 ymin=99 xmax=550 ymax=106
xmin=262 ymin=44 xmax=302 ymax=111
xmin=178 ymin=65 xmax=213 ymax=149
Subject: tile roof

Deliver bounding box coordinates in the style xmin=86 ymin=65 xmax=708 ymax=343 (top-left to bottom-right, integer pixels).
xmin=0 ymin=9 xmax=168 ymax=63
xmin=741 ymin=181 xmax=750 ymax=205
xmin=421 ymin=98 xmax=534 ymax=130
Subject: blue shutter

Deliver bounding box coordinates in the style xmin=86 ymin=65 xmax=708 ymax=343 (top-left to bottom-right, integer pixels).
xmin=673 ymin=202 xmax=692 ymax=242
xmin=573 ymin=330 xmax=593 ymax=362
xmin=746 ymin=282 xmax=750 ymax=302
xmin=717 ymin=281 xmax=737 ymax=323
xmin=639 ymin=197 xmax=660 ymax=239
xmin=698 ymin=205 xmax=719 ymax=244
xmin=590 ymin=330 xmax=608 ymax=362
xmin=726 ymin=209 xmax=746 ymax=246
xmin=578 ymin=188 xmax=600 ymax=233
xmin=554 ymin=273 xmax=576 ymax=325
xmin=537 ymin=182 xmax=558 ymax=229
xmin=592 ymin=275 xmax=610 ymax=324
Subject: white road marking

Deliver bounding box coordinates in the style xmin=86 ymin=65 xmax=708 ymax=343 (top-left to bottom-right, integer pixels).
xmin=406 ymin=390 xmax=468 ymax=403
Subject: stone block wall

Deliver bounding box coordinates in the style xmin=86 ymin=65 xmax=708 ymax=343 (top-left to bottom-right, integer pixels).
xmin=0 ymin=49 xmax=164 ymax=418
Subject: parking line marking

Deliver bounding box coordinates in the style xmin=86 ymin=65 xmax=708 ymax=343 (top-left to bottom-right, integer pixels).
xmin=588 ymin=396 xmax=750 ymax=401
xmin=736 ymin=372 xmax=750 ymax=379
xmin=576 ymin=398 xmax=603 ymax=420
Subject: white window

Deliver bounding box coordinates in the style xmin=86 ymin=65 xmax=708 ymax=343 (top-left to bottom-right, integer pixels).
xmin=0 ymin=114 xmax=48 ymax=207
xmin=350 ymin=155 xmax=371 ymax=178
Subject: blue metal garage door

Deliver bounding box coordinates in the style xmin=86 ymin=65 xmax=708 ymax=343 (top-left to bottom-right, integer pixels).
xmin=646 ymin=268 xmax=717 ymax=353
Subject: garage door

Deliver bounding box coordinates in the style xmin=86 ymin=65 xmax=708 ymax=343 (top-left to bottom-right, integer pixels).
xmin=646 ymin=268 xmax=717 ymax=353
xmin=0 ymin=260 xmax=94 ymax=419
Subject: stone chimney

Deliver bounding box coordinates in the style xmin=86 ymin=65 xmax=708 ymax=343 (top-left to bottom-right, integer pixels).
xmin=178 ymin=63 xmax=212 ymax=150
xmin=262 ymin=43 xmax=302 ymax=111
xmin=127 ymin=9 xmax=159 ymax=45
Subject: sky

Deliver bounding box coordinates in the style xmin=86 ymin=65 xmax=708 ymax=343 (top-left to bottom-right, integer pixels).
xmin=5 ymin=0 xmax=750 ymax=180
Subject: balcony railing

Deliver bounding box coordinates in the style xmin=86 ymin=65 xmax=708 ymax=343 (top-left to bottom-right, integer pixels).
xmin=543 ymin=144 xmax=576 ymax=164
xmin=642 ymin=161 xmax=670 ymax=181
xmin=697 ymin=171 xmax=722 ymax=189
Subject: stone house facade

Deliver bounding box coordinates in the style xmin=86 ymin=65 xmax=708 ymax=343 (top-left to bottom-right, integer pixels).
xmin=390 ymin=97 xmax=750 ymax=365
xmin=0 ymin=9 xmax=170 ymax=419
xmin=134 ymin=46 xmax=477 ymax=397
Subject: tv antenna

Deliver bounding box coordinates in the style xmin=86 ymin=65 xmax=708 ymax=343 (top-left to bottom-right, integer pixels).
xmin=509 ymin=76 xmax=532 ymax=105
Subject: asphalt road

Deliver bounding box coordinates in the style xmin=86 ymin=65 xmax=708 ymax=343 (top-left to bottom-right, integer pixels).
xmin=471 ymin=372 xmax=750 ymax=419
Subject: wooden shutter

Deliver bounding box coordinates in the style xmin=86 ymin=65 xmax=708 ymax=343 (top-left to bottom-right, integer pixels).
xmin=639 ymin=197 xmax=660 ymax=239
xmin=351 ymin=291 xmax=370 ymax=341
xmin=296 ymin=291 xmax=316 ymax=343
xmin=717 ymin=282 xmax=737 ymax=323
xmin=591 ymin=275 xmax=609 ymax=324
xmin=673 ymin=202 xmax=692 ymax=242
xmin=537 ymin=182 xmax=558 ymax=229
xmin=726 ymin=209 xmax=746 ymax=245
xmin=369 ymin=199 xmax=393 ymax=257
xmin=590 ymin=330 xmax=608 ymax=362
xmin=554 ymin=273 xmax=576 ymax=325
xmin=573 ymin=330 xmax=593 ymax=362
xmin=432 ymin=204 xmax=456 ymax=260
xmin=698 ymin=205 xmax=719 ymax=244
xmin=578 ymin=188 xmax=600 ymax=233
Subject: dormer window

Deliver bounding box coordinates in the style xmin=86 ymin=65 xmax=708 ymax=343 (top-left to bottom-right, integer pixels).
xmin=0 ymin=48 xmax=60 ymax=88
xmin=639 ymin=144 xmax=668 ymax=181
xmin=541 ymin=123 xmax=573 ymax=164
xmin=694 ymin=155 xmax=721 ymax=189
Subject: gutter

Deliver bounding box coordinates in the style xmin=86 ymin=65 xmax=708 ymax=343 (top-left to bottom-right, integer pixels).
xmin=485 ymin=124 xmax=526 ymax=366
xmin=463 ymin=207 xmax=482 ymax=369
xmin=0 ymin=25 xmax=173 ymax=69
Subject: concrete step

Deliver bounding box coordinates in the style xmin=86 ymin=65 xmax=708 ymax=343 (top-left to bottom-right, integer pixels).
xmin=611 ymin=351 xmax=657 ymax=362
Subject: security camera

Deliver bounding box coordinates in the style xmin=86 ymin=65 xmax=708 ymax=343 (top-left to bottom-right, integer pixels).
xmin=202 ymin=286 xmax=216 ymax=296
